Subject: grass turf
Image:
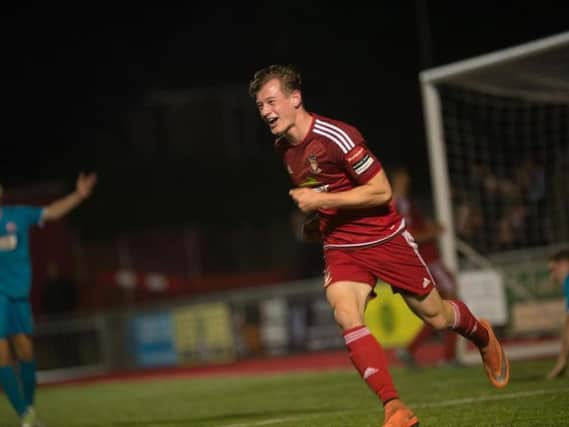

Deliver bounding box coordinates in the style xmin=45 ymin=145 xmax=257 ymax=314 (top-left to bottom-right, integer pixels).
xmin=0 ymin=358 xmax=567 ymax=427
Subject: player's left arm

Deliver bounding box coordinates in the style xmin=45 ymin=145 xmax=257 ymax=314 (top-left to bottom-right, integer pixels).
xmin=289 ymin=170 xmax=391 ymax=213
xmin=43 ymin=172 xmax=97 ymax=222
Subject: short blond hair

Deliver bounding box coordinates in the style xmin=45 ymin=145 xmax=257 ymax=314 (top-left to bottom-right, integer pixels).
xmin=248 ymin=64 xmax=302 ymax=98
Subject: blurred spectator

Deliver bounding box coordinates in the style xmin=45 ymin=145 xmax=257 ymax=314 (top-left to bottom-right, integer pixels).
xmin=546 ymin=248 xmax=569 ymax=380
xmin=390 ymin=167 xmax=459 ymax=366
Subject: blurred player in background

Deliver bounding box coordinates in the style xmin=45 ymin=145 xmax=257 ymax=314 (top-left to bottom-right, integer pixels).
xmin=546 ymin=248 xmax=569 ymax=379
xmin=249 ymin=64 xmax=509 ymax=427
xmin=390 ymin=167 xmax=459 ymax=368
xmin=0 ymin=172 xmax=97 ymax=427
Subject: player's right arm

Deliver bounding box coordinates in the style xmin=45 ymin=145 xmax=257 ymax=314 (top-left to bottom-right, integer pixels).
xmin=289 ymin=168 xmax=392 ymax=213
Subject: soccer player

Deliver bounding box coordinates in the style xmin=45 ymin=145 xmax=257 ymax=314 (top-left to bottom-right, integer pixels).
xmin=390 ymin=167 xmax=459 ymax=368
xmin=546 ymin=248 xmax=569 ymax=380
xmin=248 ymin=64 xmax=510 ymax=427
xmin=0 ymin=172 xmax=97 ymax=427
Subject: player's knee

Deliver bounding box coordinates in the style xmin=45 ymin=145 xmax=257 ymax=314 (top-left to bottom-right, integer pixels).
xmin=333 ymin=304 xmax=363 ymax=330
xmin=0 ymin=340 xmax=11 ymax=365
xmin=12 ymin=335 xmax=34 ymax=360
xmin=424 ymin=314 xmax=449 ymax=331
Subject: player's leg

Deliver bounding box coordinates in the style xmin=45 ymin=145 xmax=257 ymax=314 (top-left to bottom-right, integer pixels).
xmin=324 ymin=275 xmax=418 ymax=426
xmin=428 ymin=261 xmax=459 ymax=364
xmin=12 ymin=334 xmax=36 ymax=409
xmin=374 ymin=231 xmax=508 ymax=388
xmin=402 ymin=288 xmax=509 ymax=388
xmin=326 ymin=280 xmax=399 ymax=403
xmin=0 ymin=295 xmax=27 ymax=419
xmin=11 ymin=299 xmax=43 ymax=426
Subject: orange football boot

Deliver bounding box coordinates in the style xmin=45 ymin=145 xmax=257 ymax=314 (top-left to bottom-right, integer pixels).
xmin=383 ymin=399 xmax=419 ymax=427
xmin=479 ymin=319 xmax=510 ymax=389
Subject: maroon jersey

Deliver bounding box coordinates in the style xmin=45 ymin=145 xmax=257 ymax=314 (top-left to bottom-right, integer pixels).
xmin=277 ymin=113 xmax=404 ymax=249
xmin=394 ymin=195 xmax=440 ymax=263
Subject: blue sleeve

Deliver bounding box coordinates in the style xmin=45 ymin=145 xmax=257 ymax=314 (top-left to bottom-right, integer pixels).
xmin=18 ymin=206 xmax=44 ymax=228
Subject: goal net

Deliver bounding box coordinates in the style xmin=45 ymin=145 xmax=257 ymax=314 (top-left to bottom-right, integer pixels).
xmin=420 ymin=31 xmax=569 ymax=364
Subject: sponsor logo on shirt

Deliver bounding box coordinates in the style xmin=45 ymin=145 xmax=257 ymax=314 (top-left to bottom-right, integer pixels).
xmin=299 ymin=177 xmax=322 ymax=188
xmin=0 ymin=235 xmax=17 ymax=251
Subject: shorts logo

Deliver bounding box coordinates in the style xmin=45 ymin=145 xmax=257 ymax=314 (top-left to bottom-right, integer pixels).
xmin=422 ymin=277 xmax=431 ymax=288
xmin=307 ymin=155 xmax=322 ymax=174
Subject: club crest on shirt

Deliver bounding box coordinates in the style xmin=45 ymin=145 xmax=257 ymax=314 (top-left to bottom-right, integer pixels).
xmin=307 ymin=155 xmax=322 ymax=174
xmin=6 ymin=222 xmax=17 ymax=233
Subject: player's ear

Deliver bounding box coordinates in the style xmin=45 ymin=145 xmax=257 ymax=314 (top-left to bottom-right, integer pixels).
xmin=291 ymin=90 xmax=302 ymax=109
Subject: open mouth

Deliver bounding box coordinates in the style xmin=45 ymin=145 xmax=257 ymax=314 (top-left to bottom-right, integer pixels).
xmin=267 ymin=117 xmax=278 ymax=128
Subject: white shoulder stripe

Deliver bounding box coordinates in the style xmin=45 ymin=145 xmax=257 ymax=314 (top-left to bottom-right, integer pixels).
xmin=314 ymin=122 xmax=353 ymax=152
xmin=313 ymin=128 xmax=348 ymax=153
xmin=315 ymin=119 xmax=356 ymax=150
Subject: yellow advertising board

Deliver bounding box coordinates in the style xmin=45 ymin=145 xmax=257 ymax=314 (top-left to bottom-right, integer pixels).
xmin=365 ymin=283 xmax=423 ymax=348
xmin=173 ymin=303 xmax=234 ymax=364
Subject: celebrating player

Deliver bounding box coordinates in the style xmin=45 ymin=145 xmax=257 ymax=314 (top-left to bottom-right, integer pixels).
xmin=0 ymin=172 xmax=97 ymax=427
xmin=249 ymin=64 xmax=509 ymax=427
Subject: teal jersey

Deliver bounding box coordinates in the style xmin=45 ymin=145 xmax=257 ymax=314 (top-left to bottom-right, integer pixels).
xmin=563 ymin=274 xmax=569 ymax=313
xmin=0 ymin=206 xmax=44 ymax=298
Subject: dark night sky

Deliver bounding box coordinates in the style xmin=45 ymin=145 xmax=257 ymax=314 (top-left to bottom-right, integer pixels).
xmin=3 ymin=3 xmax=568 ymax=223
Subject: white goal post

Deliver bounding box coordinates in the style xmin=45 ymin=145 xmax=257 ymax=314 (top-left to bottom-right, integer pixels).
xmin=419 ymin=31 xmax=569 ymax=364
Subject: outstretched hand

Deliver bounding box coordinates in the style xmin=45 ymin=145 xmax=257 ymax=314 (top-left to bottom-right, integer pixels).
xmin=76 ymin=172 xmax=97 ymax=199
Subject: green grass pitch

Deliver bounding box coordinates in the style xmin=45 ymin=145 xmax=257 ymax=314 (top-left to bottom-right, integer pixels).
xmin=1 ymin=358 xmax=567 ymax=426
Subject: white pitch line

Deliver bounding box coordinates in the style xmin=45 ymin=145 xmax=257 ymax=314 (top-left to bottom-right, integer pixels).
xmin=221 ymin=387 xmax=569 ymax=426
xmin=221 ymin=415 xmax=309 ymax=427
xmin=411 ymin=387 xmax=569 ymax=409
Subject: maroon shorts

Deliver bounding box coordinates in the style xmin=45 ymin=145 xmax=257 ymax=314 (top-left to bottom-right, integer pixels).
xmin=323 ymin=230 xmax=436 ymax=296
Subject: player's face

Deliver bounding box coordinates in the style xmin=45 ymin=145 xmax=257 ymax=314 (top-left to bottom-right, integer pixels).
xmin=255 ymin=78 xmax=300 ymax=137
xmin=549 ymin=260 xmax=569 ymax=284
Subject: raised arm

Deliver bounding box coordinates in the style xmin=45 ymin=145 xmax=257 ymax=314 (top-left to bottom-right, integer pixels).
xmin=43 ymin=172 xmax=97 ymax=222
xmin=289 ymin=170 xmax=392 ymax=213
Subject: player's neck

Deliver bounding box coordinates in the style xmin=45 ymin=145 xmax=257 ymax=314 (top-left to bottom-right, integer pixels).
xmin=286 ymin=110 xmax=313 ymax=145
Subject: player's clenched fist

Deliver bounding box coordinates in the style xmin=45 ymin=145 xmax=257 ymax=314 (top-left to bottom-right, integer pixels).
xmin=289 ymin=188 xmax=323 ymax=213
